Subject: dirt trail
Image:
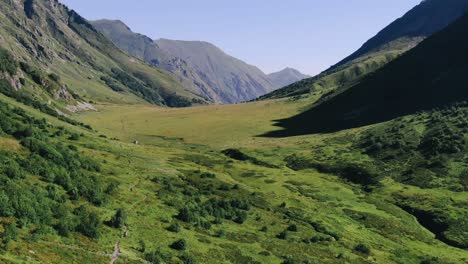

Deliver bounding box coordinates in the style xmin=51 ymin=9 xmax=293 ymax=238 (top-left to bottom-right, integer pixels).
xmin=108 ymin=193 xmax=147 ymax=264
xmin=109 ymin=240 xmax=121 ymax=264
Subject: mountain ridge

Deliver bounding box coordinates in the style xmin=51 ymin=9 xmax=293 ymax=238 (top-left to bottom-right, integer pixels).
xmin=91 ymin=19 xmax=308 ymax=104
xmin=260 ymin=0 xmax=468 ymax=101
xmin=268 ymin=68 xmax=310 ymax=90
xmin=265 ymin=11 xmax=468 ymax=136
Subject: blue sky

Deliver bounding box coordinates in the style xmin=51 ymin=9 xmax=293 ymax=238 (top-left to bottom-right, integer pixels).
xmin=59 ymin=0 xmax=422 ymax=75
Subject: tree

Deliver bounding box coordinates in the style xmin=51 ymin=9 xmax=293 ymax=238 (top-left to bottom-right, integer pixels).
xmin=109 ymin=209 xmax=127 ymax=228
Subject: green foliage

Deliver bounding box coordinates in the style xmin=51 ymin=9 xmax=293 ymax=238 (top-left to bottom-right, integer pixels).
xmin=0 ymin=48 xmax=17 ymax=75
xmin=74 ymin=206 xmax=100 ymax=239
xmin=222 ymin=148 xmax=277 ymax=168
xmin=276 ymin=230 xmax=288 ymax=240
xmin=108 ymin=209 xmax=127 ymax=228
xmin=354 ymin=243 xmax=371 ymax=255
xmin=110 ymin=68 xmax=164 ymax=105
xmin=68 ymin=133 xmax=81 ymax=141
xmin=100 ymin=76 xmax=125 ymax=92
xmin=180 ymin=253 xmax=197 ymax=264
xmin=285 ymin=154 xmax=382 ymax=186
xmin=287 ymin=224 xmax=298 ymax=232
xmin=176 ymin=198 xmax=250 ymax=226
xmin=166 ymin=222 xmax=180 ymax=233
xmin=144 ymin=248 xmax=173 ymax=264
xmin=170 ymin=239 xmax=187 ymax=251
xmin=0 ymin=101 xmax=105 ymax=239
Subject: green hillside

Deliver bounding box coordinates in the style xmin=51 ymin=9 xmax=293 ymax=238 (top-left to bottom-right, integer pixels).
xmin=0 ymin=0 xmax=204 ymax=110
xmin=266 ymin=13 xmax=468 ymax=136
xmin=260 ymin=0 xmax=468 ymax=101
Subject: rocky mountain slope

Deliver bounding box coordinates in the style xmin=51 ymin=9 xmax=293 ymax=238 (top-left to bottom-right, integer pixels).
xmin=92 ymin=20 xmax=306 ymax=103
xmin=0 ymin=0 xmax=203 ymax=113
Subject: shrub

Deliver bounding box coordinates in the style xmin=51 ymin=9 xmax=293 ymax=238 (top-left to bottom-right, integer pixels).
xmin=167 ymin=222 xmax=181 ymax=233
xmin=138 ymin=240 xmax=146 ymax=253
xmin=287 ymin=224 xmax=298 ymax=232
xmin=69 ymin=133 xmax=81 ymax=141
xmin=108 ymin=209 xmax=127 ymax=228
xmin=276 ymin=231 xmax=288 ymax=240
xmin=145 ymin=248 xmax=173 ymax=264
xmin=180 ymin=253 xmax=197 ymax=264
xmin=200 ymin=172 xmax=216 ymax=179
xmin=354 ymin=243 xmax=371 ymax=254
xmin=170 ymin=239 xmax=187 ymax=251
xmin=0 ymin=48 xmax=17 ymax=75
xmin=74 ymin=206 xmax=100 ymax=238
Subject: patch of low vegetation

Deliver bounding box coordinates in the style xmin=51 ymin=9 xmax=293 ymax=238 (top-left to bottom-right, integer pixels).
xmin=0 ymin=101 xmax=105 ymax=240
xmin=222 ymin=148 xmax=277 ymax=168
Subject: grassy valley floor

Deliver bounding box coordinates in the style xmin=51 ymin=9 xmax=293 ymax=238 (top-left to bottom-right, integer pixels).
xmin=65 ymin=99 xmax=468 ymax=264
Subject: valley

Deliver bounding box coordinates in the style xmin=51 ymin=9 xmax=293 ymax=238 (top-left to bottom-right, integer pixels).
xmin=0 ymin=0 xmax=466 ymax=263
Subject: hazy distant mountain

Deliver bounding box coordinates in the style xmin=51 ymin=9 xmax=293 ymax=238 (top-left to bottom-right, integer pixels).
xmin=268 ymin=68 xmax=310 ymax=89
xmin=92 ymin=20 xmax=281 ymax=104
xmin=261 ymin=0 xmax=468 ymax=100
xmin=91 ymin=20 xmax=221 ymax=102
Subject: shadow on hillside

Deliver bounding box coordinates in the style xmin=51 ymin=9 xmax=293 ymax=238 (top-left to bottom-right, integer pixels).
xmin=259 ymin=105 xmax=382 ymax=138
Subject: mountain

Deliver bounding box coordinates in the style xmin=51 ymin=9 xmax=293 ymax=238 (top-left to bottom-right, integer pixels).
xmin=334 ymin=0 xmax=468 ymax=68
xmin=266 ymin=12 xmax=468 ymax=136
xmin=267 ymin=68 xmax=310 ymax=89
xmin=91 ymin=19 xmax=220 ymax=102
xmin=261 ymin=0 xmax=468 ymax=100
xmin=92 ymin=20 xmax=277 ymax=104
xmin=0 ymin=0 xmax=203 ymax=113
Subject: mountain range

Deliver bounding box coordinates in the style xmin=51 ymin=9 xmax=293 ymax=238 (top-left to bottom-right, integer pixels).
xmin=91 ymin=19 xmax=308 ymax=104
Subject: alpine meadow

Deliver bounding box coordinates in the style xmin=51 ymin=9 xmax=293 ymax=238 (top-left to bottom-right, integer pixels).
xmin=0 ymin=0 xmax=467 ymax=264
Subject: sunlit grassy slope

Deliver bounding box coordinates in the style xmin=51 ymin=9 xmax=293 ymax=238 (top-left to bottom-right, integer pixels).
xmin=78 ymin=98 xmax=315 ymax=149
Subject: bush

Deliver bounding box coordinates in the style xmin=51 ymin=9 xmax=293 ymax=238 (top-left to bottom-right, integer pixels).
xmin=287 ymin=224 xmax=298 ymax=232
xmin=276 ymin=231 xmax=288 ymax=240
xmin=180 ymin=253 xmax=197 ymax=264
xmin=74 ymin=206 xmax=100 ymax=238
xmin=167 ymin=222 xmax=180 ymax=233
xmin=354 ymin=243 xmax=371 ymax=254
xmin=0 ymin=48 xmax=17 ymax=75
xmin=69 ymin=133 xmax=81 ymax=141
xmin=108 ymin=209 xmax=127 ymax=228
xmin=145 ymin=248 xmax=173 ymax=264
xmin=170 ymin=239 xmax=187 ymax=251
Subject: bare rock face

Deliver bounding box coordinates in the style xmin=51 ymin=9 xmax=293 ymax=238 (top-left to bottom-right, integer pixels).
xmin=66 ymin=101 xmax=96 ymax=113
xmin=0 ymin=70 xmax=24 ymax=90
xmin=55 ymin=86 xmax=73 ymax=100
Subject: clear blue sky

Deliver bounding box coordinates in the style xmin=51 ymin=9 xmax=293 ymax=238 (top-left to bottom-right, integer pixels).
xmin=59 ymin=0 xmax=421 ymax=75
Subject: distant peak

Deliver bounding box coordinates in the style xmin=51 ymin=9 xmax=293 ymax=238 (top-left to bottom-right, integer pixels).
xmin=91 ymin=19 xmax=131 ymax=32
